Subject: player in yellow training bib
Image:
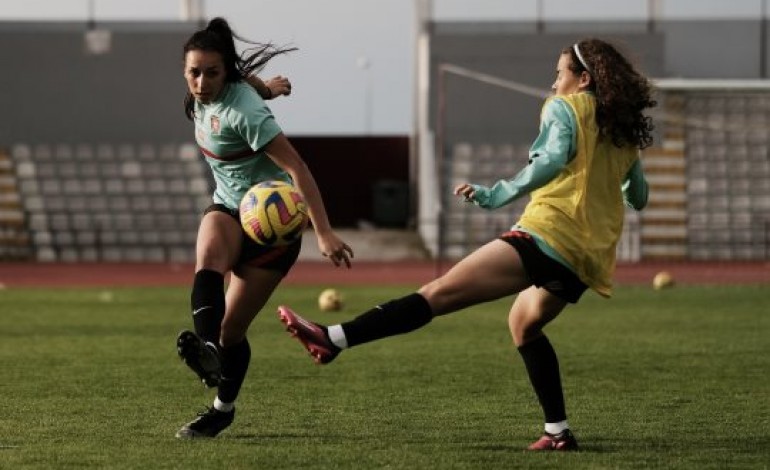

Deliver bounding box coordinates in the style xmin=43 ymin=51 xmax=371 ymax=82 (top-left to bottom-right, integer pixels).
xmin=278 ymin=38 xmax=653 ymax=451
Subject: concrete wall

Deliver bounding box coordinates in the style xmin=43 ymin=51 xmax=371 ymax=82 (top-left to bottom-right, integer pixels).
xmin=0 ymin=22 xmax=410 ymax=228
xmin=1 ymin=19 xmax=767 ymax=232
xmin=428 ymin=18 xmax=770 ymax=146
xmin=1 ymin=19 xmax=765 ymax=148
xmin=0 ymin=22 xmax=197 ymax=146
xmin=430 ymin=29 xmax=666 ymax=146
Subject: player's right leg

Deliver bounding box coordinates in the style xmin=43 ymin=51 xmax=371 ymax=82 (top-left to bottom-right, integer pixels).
xmin=279 ymin=239 xmax=531 ymax=363
xmin=178 ymin=208 xmax=241 ymax=386
xmin=278 ymin=306 xmax=341 ymax=364
xmin=176 ymin=329 xmax=222 ymax=387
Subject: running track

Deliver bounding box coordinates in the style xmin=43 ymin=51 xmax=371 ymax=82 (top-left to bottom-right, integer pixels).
xmin=0 ymin=261 xmax=767 ymax=288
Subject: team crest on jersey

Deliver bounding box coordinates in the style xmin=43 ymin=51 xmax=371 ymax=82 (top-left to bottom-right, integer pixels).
xmin=210 ymin=115 xmax=221 ymax=134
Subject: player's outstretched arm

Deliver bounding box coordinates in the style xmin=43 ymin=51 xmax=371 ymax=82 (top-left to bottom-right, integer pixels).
xmin=264 ymin=133 xmax=354 ymax=268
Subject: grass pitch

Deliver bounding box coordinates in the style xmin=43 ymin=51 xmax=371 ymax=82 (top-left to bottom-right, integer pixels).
xmin=0 ymin=284 xmax=768 ymax=469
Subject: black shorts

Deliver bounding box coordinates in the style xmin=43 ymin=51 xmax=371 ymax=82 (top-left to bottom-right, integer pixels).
xmin=499 ymin=230 xmax=588 ymax=303
xmin=204 ymin=204 xmax=301 ymax=276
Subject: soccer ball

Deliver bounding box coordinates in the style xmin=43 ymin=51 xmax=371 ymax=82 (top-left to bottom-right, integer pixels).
xmin=652 ymin=271 xmax=675 ymax=290
xmin=318 ymin=288 xmax=343 ymax=312
xmin=239 ymin=181 xmax=309 ymax=246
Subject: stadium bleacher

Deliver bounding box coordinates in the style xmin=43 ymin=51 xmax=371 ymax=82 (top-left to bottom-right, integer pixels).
xmin=9 ymin=142 xmax=210 ymax=262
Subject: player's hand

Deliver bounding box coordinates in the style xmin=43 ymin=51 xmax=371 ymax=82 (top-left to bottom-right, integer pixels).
xmin=264 ymin=75 xmax=292 ymax=98
xmin=454 ymin=183 xmax=476 ymax=202
xmin=318 ymin=234 xmax=354 ymax=268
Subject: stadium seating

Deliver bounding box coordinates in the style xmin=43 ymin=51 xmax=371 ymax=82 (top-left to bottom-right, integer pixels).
xmin=444 ymin=112 xmax=770 ymax=262
xmin=440 ymin=142 xmax=532 ymax=260
xmin=442 ymin=141 xmax=643 ymax=261
xmin=0 ymin=149 xmax=32 ymax=260
xmin=8 ymin=142 xmax=210 ymax=262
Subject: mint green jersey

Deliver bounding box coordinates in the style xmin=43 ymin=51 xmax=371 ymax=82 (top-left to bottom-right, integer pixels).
xmin=193 ymin=81 xmax=287 ymax=209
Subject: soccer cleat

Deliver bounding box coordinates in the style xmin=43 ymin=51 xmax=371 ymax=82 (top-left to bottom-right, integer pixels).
xmin=527 ymin=429 xmax=579 ymax=451
xmin=277 ymin=306 xmax=340 ymax=364
xmin=177 ymin=330 xmax=221 ymax=388
xmin=175 ymin=407 xmax=235 ymax=439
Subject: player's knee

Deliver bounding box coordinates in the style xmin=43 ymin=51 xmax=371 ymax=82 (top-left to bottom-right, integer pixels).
xmin=195 ymin=247 xmax=232 ymax=273
xmin=508 ymin=313 xmax=542 ymax=347
xmin=417 ymin=282 xmax=451 ymax=315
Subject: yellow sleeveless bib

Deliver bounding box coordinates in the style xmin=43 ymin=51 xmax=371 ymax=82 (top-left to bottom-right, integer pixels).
xmin=517 ymin=93 xmax=639 ymax=296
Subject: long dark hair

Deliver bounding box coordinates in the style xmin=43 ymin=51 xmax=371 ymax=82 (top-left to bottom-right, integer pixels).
xmin=183 ymin=17 xmax=297 ymax=120
xmin=566 ymin=38 xmax=656 ymax=149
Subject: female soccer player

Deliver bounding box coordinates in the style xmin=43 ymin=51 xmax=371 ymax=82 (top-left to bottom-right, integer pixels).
xmin=175 ymin=17 xmax=353 ymax=439
xmin=279 ymin=38 xmax=653 ymax=451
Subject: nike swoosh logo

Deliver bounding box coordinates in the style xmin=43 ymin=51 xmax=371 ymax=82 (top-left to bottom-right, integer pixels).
xmin=193 ymin=306 xmax=212 ymax=316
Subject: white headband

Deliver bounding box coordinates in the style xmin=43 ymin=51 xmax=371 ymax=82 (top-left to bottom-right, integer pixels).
xmin=573 ymin=44 xmax=591 ymax=73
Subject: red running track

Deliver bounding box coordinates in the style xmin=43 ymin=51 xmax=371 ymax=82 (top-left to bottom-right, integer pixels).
xmin=0 ymin=261 xmax=767 ymax=288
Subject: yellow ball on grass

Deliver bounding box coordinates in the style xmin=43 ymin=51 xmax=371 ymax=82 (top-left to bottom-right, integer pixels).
xmin=652 ymin=271 xmax=675 ymax=290
xmin=318 ymin=288 xmax=343 ymax=312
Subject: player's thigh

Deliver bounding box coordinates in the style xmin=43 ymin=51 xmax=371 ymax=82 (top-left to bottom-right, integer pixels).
xmin=195 ymin=210 xmax=242 ymax=272
xmin=220 ymin=266 xmax=284 ymax=347
xmin=419 ymin=239 xmax=531 ymax=316
xmin=507 ymin=286 xmax=568 ymax=346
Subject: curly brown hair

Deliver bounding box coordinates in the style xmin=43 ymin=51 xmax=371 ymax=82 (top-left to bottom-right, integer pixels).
xmin=566 ymin=38 xmax=656 ymax=149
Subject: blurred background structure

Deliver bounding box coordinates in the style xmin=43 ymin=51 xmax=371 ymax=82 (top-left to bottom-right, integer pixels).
xmin=0 ymin=0 xmax=769 ymax=266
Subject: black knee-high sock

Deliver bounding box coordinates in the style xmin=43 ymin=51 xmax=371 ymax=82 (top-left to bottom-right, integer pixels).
xmin=341 ymin=293 xmax=433 ymax=347
xmin=518 ymin=335 xmax=567 ymax=424
xmin=190 ymin=269 xmax=225 ymax=345
xmin=217 ymin=339 xmax=251 ymax=404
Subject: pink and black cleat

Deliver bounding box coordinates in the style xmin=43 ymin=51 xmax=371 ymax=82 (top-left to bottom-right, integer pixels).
xmin=527 ymin=429 xmax=579 ymax=451
xmin=277 ymin=306 xmax=341 ymax=365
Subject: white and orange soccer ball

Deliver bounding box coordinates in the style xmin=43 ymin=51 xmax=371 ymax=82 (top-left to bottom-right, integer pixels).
xmin=239 ymin=181 xmax=309 ymax=246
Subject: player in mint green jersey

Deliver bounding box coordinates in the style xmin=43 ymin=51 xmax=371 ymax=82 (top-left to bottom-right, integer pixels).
xmin=278 ymin=38 xmax=654 ymax=451
xmin=175 ymin=17 xmax=353 ymax=439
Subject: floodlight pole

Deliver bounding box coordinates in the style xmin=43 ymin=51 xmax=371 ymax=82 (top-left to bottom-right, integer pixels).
xmin=434 ymin=63 xmax=447 ymax=278
xmin=87 ymin=0 xmax=95 ymax=29
xmin=647 ymin=0 xmax=662 ymax=34
xmin=536 ymin=0 xmax=544 ymax=34
xmin=762 ymin=0 xmax=768 ymax=78
xmin=180 ymin=0 xmax=206 ymax=25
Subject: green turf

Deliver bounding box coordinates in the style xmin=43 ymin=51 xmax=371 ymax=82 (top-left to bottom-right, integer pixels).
xmin=0 ymin=284 xmax=768 ymax=469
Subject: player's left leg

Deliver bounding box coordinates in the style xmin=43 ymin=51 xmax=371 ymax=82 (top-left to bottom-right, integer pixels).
xmin=508 ymin=287 xmax=578 ymax=451
xmin=176 ymin=267 xmax=283 ymax=439
xmin=218 ymin=266 xmax=284 ymax=404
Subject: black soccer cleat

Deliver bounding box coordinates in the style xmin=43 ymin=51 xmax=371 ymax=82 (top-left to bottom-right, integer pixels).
xmin=175 ymin=407 xmax=235 ymax=439
xmin=177 ymin=330 xmax=221 ymax=388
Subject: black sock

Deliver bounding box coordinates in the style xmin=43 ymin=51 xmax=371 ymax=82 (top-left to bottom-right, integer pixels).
xmin=341 ymin=293 xmax=433 ymax=347
xmin=518 ymin=335 xmax=566 ymax=423
xmin=191 ymin=269 xmax=225 ymax=345
xmin=217 ymin=338 xmax=251 ymax=404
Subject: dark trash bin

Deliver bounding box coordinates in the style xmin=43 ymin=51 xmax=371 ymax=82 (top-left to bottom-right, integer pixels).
xmin=372 ymin=180 xmax=409 ymax=228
